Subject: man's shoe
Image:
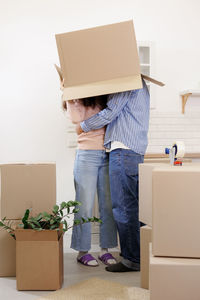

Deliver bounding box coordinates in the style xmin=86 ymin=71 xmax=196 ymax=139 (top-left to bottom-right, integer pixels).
xmin=105 ymin=262 xmax=140 ymax=272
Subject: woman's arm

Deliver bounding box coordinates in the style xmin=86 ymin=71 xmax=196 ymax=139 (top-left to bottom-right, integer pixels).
xmin=66 ymin=100 xmax=86 ymax=124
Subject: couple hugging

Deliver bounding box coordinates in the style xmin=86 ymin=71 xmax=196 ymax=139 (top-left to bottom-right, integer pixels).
xmin=62 ymin=78 xmax=149 ymax=273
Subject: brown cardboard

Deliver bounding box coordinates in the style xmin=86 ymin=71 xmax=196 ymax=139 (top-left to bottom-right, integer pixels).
xmin=141 ymin=74 xmax=164 ymax=87
xmin=139 ymin=161 xmax=193 ymax=226
xmin=152 ymin=165 xmax=200 ymax=258
xmin=139 ymin=163 xmax=167 ymax=226
xmin=140 ymin=225 xmax=152 ymax=289
xmin=149 ymin=245 xmax=200 ymax=300
xmin=15 ymin=229 xmax=63 ymax=290
xmin=0 ymin=164 xmax=56 ymax=220
xmin=55 ymin=21 xmax=164 ymax=100
xmin=0 ymin=220 xmax=20 ymax=277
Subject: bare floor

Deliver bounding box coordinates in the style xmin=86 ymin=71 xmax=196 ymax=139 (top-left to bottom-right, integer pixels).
xmin=0 ymin=234 xmax=141 ymax=300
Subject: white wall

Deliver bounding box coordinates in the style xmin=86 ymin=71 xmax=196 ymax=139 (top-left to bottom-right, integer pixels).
xmin=0 ymin=0 xmax=200 ymax=204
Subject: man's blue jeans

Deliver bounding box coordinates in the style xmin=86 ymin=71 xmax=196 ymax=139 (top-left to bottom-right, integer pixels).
xmin=71 ymin=150 xmax=117 ymax=251
xmin=109 ymin=149 xmax=144 ymax=264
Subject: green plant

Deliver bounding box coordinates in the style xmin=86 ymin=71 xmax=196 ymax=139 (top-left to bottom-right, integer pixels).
xmin=0 ymin=218 xmax=16 ymax=239
xmin=0 ymin=201 xmax=102 ymax=239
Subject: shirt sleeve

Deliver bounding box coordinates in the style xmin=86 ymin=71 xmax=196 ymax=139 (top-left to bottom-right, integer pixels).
xmin=81 ymin=90 xmax=137 ymax=132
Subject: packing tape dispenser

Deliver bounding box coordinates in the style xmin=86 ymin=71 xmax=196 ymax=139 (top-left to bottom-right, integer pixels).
xmin=165 ymin=141 xmax=185 ymax=166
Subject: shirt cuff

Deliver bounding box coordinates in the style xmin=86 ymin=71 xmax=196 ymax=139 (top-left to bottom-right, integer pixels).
xmin=80 ymin=121 xmax=90 ymax=133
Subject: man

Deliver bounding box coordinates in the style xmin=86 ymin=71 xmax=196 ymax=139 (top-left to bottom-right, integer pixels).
xmin=78 ymin=79 xmax=150 ymax=272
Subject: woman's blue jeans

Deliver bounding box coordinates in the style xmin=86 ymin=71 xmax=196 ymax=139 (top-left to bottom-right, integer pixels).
xmin=109 ymin=149 xmax=144 ymax=264
xmin=71 ymin=150 xmax=117 ymax=251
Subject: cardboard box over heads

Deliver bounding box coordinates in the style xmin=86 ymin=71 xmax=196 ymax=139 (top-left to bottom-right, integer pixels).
xmin=0 ymin=164 xmax=56 ymax=220
xmin=55 ymin=20 xmax=164 ymax=100
xmin=16 ymin=229 xmax=63 ymax=290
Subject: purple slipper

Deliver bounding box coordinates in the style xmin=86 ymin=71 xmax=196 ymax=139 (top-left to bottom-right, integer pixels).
xmin=98 ymin=253 xmax=117 ymax=265
xmin=77 ymin=254 xmax=99 ymax=267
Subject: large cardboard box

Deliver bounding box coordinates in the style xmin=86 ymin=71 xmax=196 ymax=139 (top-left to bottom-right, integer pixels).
xmin=0 ymin=221 xmax=19 ymax=277
xmin=139 ymin=161 xmax=193 ymax=226
xmin=152 ymin=165 xmax=200 ymax=258
xmin=140 ymin=225 xmax=152 ymax=289
xmin=149 ymin=245 xmax=200 ymax=300
xmin=0 ymin=164 xmax=56 ymax=220
xmin=55 ymin=20 xmax=164 ymax=100
xmin=16 ymin=229 xmax=63 ymax=290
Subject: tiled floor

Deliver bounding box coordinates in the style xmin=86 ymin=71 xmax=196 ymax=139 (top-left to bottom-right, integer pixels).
xmin=0 ymin=234 xmax=141 ymax=300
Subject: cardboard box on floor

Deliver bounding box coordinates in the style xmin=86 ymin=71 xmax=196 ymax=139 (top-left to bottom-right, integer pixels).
xmin=0 ymin=221 xmax=20 ymax=277
xmin=140 ymin=225 xmax=152 ymax=290
xmin=152 ymin=165 xmax=200 ymax=258
xmin=16 ymin=229 xmax=63 ymax=290
xmin=0 ymin=164 xmax=56 ymax=220
xmin=149 ymin=245 xmax=200 ymax=300
xmin=55 ymin=20 xmax=164 ymax=100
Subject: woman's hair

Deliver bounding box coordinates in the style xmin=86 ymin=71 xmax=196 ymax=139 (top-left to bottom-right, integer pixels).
xmin=81 ymin=95 xmax=108 ymax=110
xmin=62 ymin=94 xmax=108 ymax=111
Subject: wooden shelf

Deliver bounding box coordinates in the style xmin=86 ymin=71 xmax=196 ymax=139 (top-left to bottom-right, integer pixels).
xmin=180 ymin=90 xmax=200 ymax=113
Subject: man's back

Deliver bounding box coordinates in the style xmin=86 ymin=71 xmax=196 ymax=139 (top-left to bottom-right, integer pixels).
xmin=81 ymin=79 xmax=150 ymax=155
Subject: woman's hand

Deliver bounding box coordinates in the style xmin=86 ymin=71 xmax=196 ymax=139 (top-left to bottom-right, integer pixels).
xmin=76 ymin=123 xmax=84 ymax=135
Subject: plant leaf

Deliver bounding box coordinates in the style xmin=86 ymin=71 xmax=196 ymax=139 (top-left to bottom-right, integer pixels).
xmin=53 ymin=205 xmax=59 ymax=214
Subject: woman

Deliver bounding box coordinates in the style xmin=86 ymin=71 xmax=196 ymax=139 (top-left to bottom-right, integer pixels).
xmin=63 ymin=95 xmax=117 ymax=267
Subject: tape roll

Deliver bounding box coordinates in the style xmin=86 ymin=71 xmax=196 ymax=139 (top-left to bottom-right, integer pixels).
xmin=173 ymin=141 xmax=185 ymax=158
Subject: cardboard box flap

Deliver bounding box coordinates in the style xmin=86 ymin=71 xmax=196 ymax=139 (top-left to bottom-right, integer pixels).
xmin=55 ymin=20 xmax=141 ymax=88
xmin=62 ymin=75 xmax=142 ymax=100
xmin=54 ymin=64 xmax=142 ymax=99
xmin=54 ymin=64 xmax=63 ymax=83
xmin=141 ymin=74 xmax=165 ymax=87
xmin=55 ymin=65 xmax=164 ymax=99
xmin=15 ymin=229 xmax=61 ymax=241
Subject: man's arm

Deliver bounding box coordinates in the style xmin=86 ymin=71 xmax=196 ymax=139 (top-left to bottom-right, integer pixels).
xmin=81 ymin=90 xmax=136 ymax=132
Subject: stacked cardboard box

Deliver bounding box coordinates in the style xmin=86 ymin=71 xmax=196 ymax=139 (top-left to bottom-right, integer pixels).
xmin=0 ymin=163 xmax=56 ymax=277
xmin=140 ymin=225 xmax=152 ymax=289
xmin=152 ymin=165 xmax=200 ymax=258
xmin=149 ymin=244 xmax=200 ymax=300
xmin=139 ymin=162 xmax=200 ymax=299
xmin=139 ymin=162 xmax=168 ymax=289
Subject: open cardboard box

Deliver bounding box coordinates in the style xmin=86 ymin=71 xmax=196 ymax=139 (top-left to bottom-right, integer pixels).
xmin=15 ymin=229 xmax=63 ymax=290
xmin=55 ymin=20 xmax=164 ymax=100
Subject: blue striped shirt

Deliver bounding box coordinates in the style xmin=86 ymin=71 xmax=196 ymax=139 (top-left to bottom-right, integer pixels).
xmin=81 ymin=79 xmax=150 ymax=155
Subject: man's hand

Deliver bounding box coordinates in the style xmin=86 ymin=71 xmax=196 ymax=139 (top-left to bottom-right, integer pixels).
xmin=76 ymin=123 xmax=84 ymax=135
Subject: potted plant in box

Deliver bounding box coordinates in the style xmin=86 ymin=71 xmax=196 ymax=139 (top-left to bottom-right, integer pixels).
xmin=0 ymin=200 xmax=101 ymax=291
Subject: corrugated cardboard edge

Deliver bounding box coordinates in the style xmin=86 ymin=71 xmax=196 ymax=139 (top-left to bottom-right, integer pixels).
xmin=62 ymin=75 xmax=142 ymax=100
xmin=15 ymin=229 xmax=62 ymax=241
